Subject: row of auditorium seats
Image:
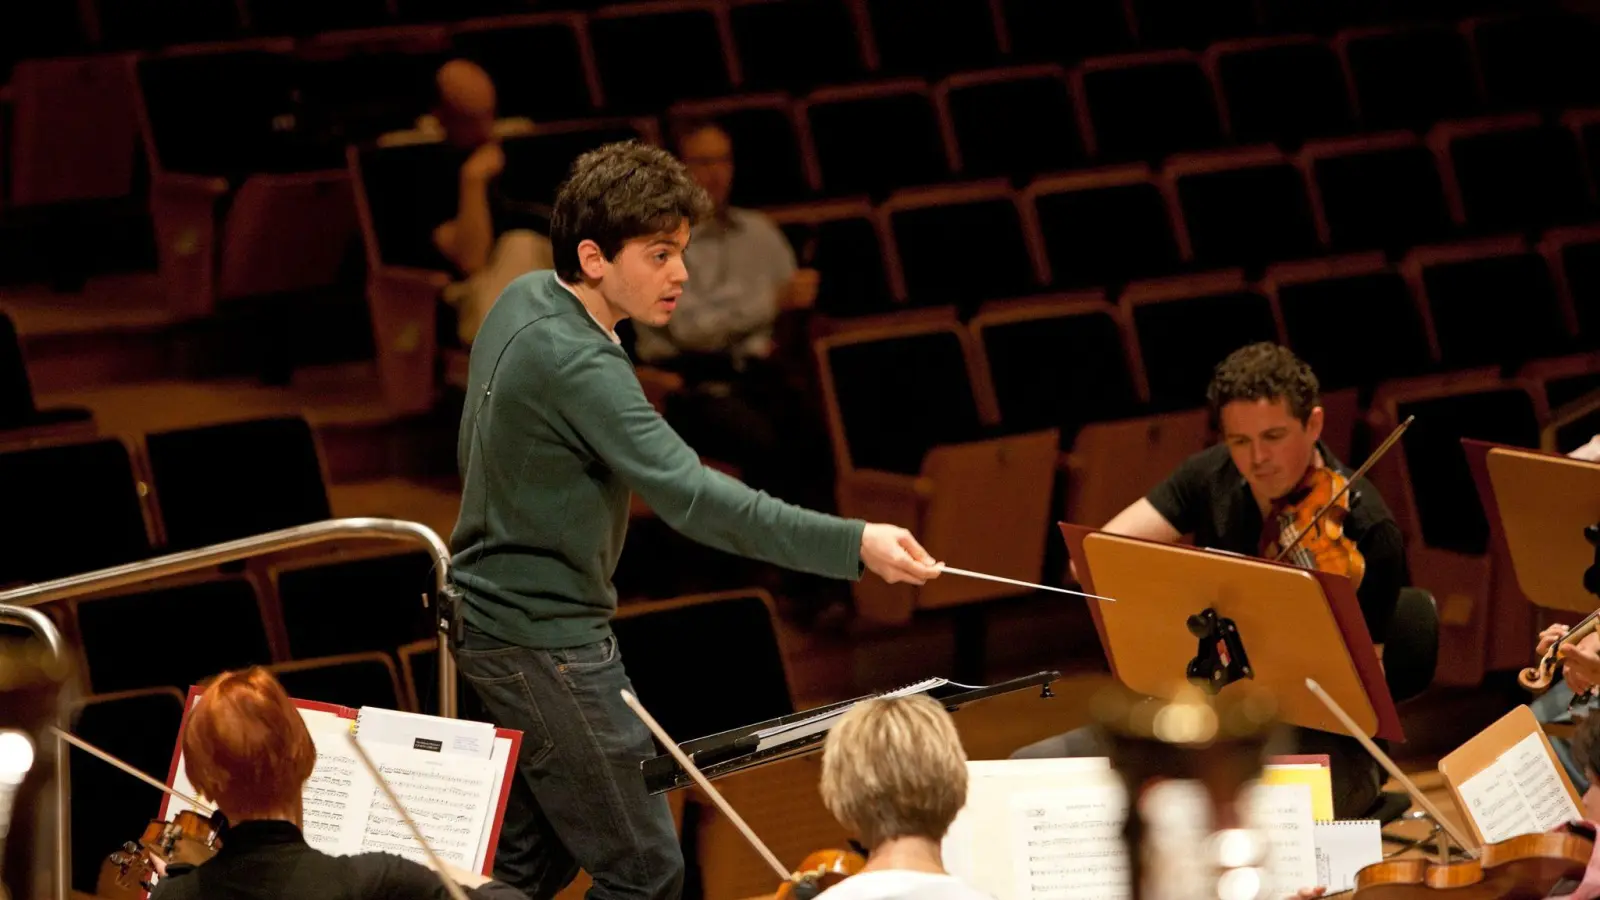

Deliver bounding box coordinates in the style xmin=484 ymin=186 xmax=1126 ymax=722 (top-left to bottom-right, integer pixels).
xmin=63 ymin=588 xmax=792 ymax=894
xmin=3 ymin=0 xmax=1556 ymax=90
xmin=0 ymin=414 xmax=330 ymax=586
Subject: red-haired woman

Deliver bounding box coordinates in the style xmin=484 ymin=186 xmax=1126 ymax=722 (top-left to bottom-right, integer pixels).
xmin=148 ymin=667 xmax=530 ymax=900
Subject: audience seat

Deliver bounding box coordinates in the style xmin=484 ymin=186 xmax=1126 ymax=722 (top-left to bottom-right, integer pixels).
xmin=727 ymin=0 xmax=865 ymax=93
xmin=802 ymin=80 xmax=953 ymax=198
xmin=1465 ymin=11 xmax=1600 ymax=112
xmin=612 ymin=589 xmax=794 ymax=742
xmin=70 ymin=575 xmax=273 ymax=695
xmin=69 ymin=688 xmax=187 ymax=895
xmin=1073 ymin=50 xmax=1223 ymax=162
xmin=667 ymin=94 xmax=813 ymax=206
xmin=1024 ymin=164 xmax=1183 ymax=289
xmin=0 ymin=439 xmax=152 ymax=587
xmin=94 ymin=0 xmax=242 ymax=49
xmin=451 ymin=14 xmax=598 ymax=121
xmin=144 ymin=416 xmax=331 ymax=551
xmin=1060 ymin=407 xmax=1211 ymax=533
xmin=1122 ymin=269 xmax=1280 ymax=410
xmin=1206 ymin=35 xmax=1353 ymax=147
xmin=1541 ymin=224 xmax=1600 ymax=346
xmin=1367 ymin=371 xmax=1546 ymax=685
xmin=294 ymin=28 xmax=451 ymax=140
xmin=268 ymin=652 xmax=406 ymax=711
xmin=969 ymin=292 xmax=1144 ymax=446
xmin=244 ymin=0 xmax=390 ymax=36
xmin=1299 ymin=132 xmax=1455 ymax=253
xmin=397 ymin=637 xmax=441 ymax=714
xmin=272 ymin=550 xmax=438 ymax=660
xmin=1430 ymin=114 xmax=1593 ymax=234
xmin=815 ymin=319 xmax=1058 ymax=623
xmin=589 ymin=1 xmax=734 ymax=111
xmin=1402 ymin=236 xmax=1572 ymax=371
xmin=939 ymin=65 xmax=1085 ymax=182
xmin=999 ymin=0 xmax=1135 ymax=64
xmin=1166 ymin=145 xmax=1321 ymax=267
xmin=863 ymin=0 xmax=1002 ymax=77
xmin=0 ymin=310 xmax=93 ymax=438
xmin=134 ymin=43 xmax=359 ymax=316
xmin=769 ymin=198 xmax=897 ymax=317
xmin=1568 ymin=109 xmax=1600 ymax=198
xmin=1336 ymin=24 xmax=1480 ymax=132
xmin=881 ymin=180 xmax=1044 ymax=312
xmin=1127 ymin=0 xmax=1258 ymax=49
xmin=5 ymin=56 xmax=142 ymax=213
xmin=1262 ymin=253 xmax=1433 ymax=393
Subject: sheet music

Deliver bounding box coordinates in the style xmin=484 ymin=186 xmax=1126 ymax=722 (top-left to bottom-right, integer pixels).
xmin=356 ymin=707 xmax=496 ymax=760
xmin=1243 ymin=783 xmax=1318 ymax=898
xmin=302 ymin=718 xmax=376 ymax=855
xmin=1008 ymin=786 xmax=1130 ymax=900
xmin=355 ymin=739 xmax=498 ymax=867
xmin=1457 ymin=730 xmax=1582 ymax=842
xmin=1313 ymin=820 xmax=1382 ymax=892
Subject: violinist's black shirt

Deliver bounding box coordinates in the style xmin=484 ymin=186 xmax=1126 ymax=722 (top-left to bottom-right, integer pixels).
xmin=149 ymin=820 xmax=528 ymax=900
xmin=1144 ymin=441 xmax=1410 ymax=644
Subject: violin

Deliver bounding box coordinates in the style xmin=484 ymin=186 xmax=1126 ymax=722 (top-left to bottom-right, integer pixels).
xmin=50 ymin=726 xmax=225 ymax=894
xmin=1264 ymin=464 xmax=1367 ymax=588
xmin=101 ymin=808 xmax=223 ymax=896
xmin=1353 ymin=830 xmax=1591 ymax=898
xmin=1305 ymin=680 xmax=1595 ymax=899
xmin=775 ymin=848 xmax=867 ymax=900
xmin=1265 ymin=417 xmax=1414 ymax=585
xmin=1520 ymin=609 xmax=1600 ymax=692
xmin=618 ymin=691 xmax=863 ymax=900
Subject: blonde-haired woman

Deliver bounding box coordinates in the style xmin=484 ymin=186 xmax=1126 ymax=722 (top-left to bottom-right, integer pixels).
xmin=814 ymin=694 xmax=992 ymax=900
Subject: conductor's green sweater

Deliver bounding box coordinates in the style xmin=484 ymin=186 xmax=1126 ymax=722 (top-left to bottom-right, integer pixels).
xmin=449 ymin=271 xmax=866 ymax=649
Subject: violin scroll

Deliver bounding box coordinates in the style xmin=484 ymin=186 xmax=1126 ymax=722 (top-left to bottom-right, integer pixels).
xmin=1520 ymin=611 xmax=1600 ymax=694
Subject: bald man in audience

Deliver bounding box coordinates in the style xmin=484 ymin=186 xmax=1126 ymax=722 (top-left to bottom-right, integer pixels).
xmin=387 ymin=59 xmax=551 ymax=344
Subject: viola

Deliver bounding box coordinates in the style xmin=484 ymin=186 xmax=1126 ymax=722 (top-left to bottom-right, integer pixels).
xmin=1263 ymin=463 xmax=1367 ymax=588
xmin=1520 ymin=609 xmax=1600 ymax=692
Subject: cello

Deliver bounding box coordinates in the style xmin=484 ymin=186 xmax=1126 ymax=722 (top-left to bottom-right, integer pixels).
xmin=618 ymin=690 xmax=865 ymax=900
xmin=1304 ymin=679 xmax=1593 ymax=898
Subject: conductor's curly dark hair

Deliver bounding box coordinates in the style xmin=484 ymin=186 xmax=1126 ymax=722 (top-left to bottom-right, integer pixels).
xmin=550 ymin=140 xmax=713 ymax=283
xmin=1205 ymin=342 xmax=1321 ymax=426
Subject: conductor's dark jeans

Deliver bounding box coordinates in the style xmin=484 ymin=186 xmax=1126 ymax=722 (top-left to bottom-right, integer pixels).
xmin=1011 ymin=724 xmax=1384 ymax=820
xmin=452 ymin=622 xmax=684 ymax=900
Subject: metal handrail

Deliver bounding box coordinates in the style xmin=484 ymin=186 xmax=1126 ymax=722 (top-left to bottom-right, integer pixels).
xmin=0 ymin=517 xmax=458 ymax=900
xmin=0 ymin=603 xmax=71 ymax=900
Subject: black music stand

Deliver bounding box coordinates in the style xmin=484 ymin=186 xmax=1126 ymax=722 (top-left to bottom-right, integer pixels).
xmin=638 ymin=672 xmax=1060 ymax=794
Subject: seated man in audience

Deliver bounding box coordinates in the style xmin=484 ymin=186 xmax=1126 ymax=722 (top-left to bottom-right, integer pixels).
xmin=1014 ymin=343 xmax=1411 ymax=821
xmin=814 ymin=694 xmax=991 ymax=899
xmin=147 ymin=666 xmax=529 ymax=900
xmin=633 ymin=119 xmax=831 ymax=513
xmin=384 ymin=59 xmax=550 ymax=345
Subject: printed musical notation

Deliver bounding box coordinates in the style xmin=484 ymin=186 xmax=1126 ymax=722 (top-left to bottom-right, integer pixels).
xmin=302 ymin=724 xmax=377 ymax=855
xmin=1243 ymin=783 xmax=1318 ymax=898
xmin=1458 ymin=731 xmax=1582 ymax=843
xmin=355 ymin=746 xmax=497 ymax=867
xmin=1008 ymin=787 xmax=1130 ymax=900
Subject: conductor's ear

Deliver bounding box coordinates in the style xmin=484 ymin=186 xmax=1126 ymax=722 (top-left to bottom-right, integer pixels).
xmin=577 ymin=239 xmax=608 ymax=281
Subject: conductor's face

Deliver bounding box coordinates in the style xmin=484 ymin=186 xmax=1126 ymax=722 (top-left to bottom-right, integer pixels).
xmin=1220 ymin=396 xmax=1323 ymax=503
xmin=585 ymin=219 xmax=692 ymax=327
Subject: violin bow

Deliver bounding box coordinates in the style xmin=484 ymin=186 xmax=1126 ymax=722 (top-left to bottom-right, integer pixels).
xmin=1274 ymin=415 xmax=1415 ymax=564
xmin=343 ymin=731 xmax=472 ymax=900
xmin=1304 ymin=678 xmax=1478 ymax=858
xmin=50 ymin=725 xmax=215 ymax=814
xmin=619 ymin=689 xmax=795 ymax=884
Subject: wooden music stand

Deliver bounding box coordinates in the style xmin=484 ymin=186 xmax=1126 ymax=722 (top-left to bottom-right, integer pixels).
xmin=1060 ymin=523 xmax=1404 ymax=741
xmin=1464 ymin=439 xmax=1600 ymax=614
xmin=1437 ymin=704 xmax=1584 ymax=847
